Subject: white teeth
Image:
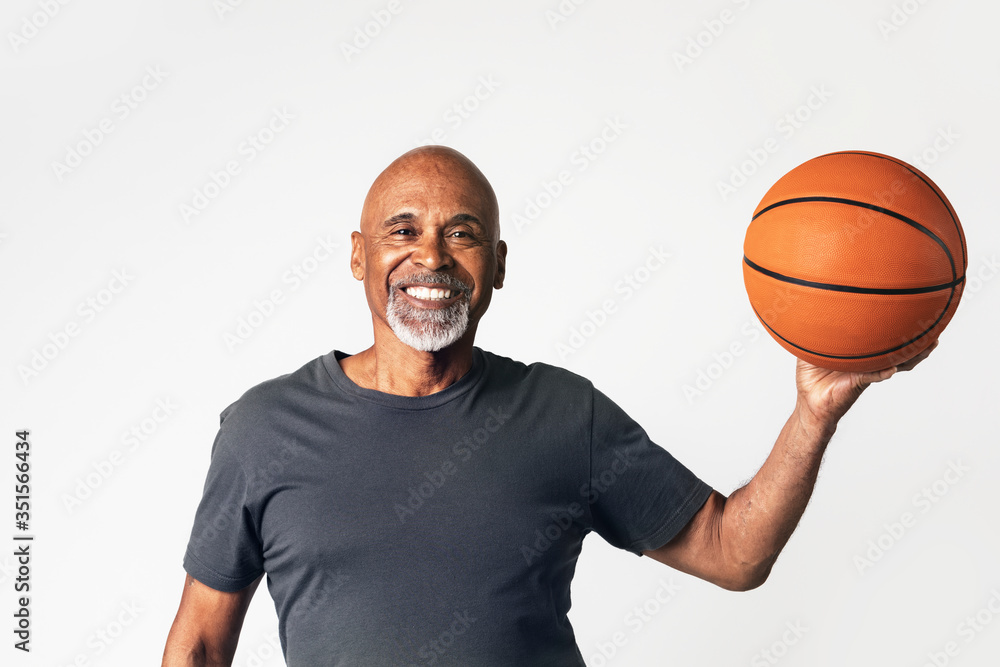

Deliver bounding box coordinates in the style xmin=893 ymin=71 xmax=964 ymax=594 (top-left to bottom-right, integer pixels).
xmin=404 ymin=286 xmax=453 ymax=300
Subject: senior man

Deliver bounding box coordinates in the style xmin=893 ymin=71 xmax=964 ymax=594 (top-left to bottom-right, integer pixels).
xmin=163 ymin=146 xmax=931 ymax=665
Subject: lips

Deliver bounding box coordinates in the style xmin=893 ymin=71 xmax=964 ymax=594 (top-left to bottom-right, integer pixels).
xmin=396 ymin=282 xmax=468 ymax=309
xmin=404 ymin=285 xmax=454 ymax=300
xmin=391 ymin=272 xmax=471 ymax=309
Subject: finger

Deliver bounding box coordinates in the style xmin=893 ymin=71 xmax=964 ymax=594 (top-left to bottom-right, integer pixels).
xmin=858 ymin=366 xmax=897 ymax=385
xmin=896 ymin=340 xmax=939 ymax=372
xmin=859 ymin=340 xmax=938 ymax=383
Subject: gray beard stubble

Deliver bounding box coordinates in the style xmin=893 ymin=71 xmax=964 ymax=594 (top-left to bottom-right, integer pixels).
xmin=386 ymin=273 xmax=472 ymax=352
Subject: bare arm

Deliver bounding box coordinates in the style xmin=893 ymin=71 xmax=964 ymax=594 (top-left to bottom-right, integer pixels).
xmin=162 ymin=573 xmax=262 ymax=666
xmin=645 ymin=345 xmax=935 ymax=591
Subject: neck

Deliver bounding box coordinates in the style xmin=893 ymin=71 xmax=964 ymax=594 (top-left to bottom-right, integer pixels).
xmin=340 ymin=328 xmax=478 ymax=397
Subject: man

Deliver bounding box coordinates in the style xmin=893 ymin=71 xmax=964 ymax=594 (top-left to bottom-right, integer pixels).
xmin=162 ymin=146 xmax=932 ymax=665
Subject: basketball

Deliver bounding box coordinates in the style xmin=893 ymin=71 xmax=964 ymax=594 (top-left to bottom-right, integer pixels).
xmin=742 ymin=151 xmax=967 ymax=372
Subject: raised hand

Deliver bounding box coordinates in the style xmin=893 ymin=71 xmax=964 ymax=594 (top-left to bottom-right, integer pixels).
xmin=794 ymin=340 xmax=939 ymax=429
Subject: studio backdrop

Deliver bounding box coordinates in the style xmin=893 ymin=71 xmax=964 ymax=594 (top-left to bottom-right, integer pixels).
xmin=3 ymin=0 xmax=998 ymax=665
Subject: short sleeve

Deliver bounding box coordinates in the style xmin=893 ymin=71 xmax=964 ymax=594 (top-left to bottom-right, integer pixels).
xmin=182 ymin=424 xmax=265 ymax=592
xmin=587 ymin=388 xmax=713 ymax=555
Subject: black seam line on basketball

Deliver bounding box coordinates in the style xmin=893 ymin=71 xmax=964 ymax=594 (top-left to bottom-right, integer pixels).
xmin=743 ymin=257 xmax=965 ymax=295
xmin=750 ymin=196 xmax=956 ymax=280
xmin=750 ymin=294 xmax=952 ymax=360
xmin=752 ymin=271 xmax=958 ymax=361
xmin=829 ymin=152 xmax=966 ymax=268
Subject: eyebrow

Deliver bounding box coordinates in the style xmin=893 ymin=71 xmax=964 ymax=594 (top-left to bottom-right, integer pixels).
xmin=451 ymin=213 xmax=484 ymax=227
xmin=380 ymin=212 xmax=485 ymax=228
xmin=381 ymin=212 xmax=416 ymax=227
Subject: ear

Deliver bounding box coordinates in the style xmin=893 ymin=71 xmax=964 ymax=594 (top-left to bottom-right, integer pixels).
xmin=350 ymin=231 xmax=365 ymax=281
xmin=493 ymin=240 xmax=507 ymax=289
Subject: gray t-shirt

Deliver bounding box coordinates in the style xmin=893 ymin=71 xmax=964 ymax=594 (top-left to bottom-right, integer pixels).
xmin=183 ymin=348 xmax=712 ymax=665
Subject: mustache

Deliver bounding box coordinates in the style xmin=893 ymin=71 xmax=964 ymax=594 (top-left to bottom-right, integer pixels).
xmin=390 ymin=272 xmax=472 ymax=296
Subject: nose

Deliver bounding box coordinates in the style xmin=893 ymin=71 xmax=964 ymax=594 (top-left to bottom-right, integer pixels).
xmin=412 ymin=232 xmax=454 ymax=272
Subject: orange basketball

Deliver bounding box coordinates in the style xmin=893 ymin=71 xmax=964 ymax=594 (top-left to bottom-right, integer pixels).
xmin=743 ymin=151 xmax=966 ymax=372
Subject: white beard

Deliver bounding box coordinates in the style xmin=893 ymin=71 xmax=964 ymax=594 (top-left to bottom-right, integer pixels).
xmin=386 ymin=275 xmax=471 ymax=352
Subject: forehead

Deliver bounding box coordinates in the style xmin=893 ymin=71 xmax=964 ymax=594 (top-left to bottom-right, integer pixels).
xmin=372 ymin=158 xmax=490 ymax=217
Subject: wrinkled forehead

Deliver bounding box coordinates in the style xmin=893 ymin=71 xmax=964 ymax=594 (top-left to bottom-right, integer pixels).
xmin=361 ymin=148 xmax=500 ymax=237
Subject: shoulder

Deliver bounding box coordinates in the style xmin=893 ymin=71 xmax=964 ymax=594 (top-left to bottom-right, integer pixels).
xmin=478 ymin=348 xmax=595 ymax=394
xmin=219 ymin=353 xmax=335 ymax=428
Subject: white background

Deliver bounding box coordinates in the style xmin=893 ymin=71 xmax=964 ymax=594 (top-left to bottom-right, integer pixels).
xmin=3 ymin=0 xmax=999 ymax=665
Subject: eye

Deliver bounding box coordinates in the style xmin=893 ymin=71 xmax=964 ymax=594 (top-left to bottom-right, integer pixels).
xmin=390 ymin=228 xmax=414 ymax=236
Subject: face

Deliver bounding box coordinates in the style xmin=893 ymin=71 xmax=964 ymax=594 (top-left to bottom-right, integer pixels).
xmin=350 ymin=147 xmax=507 ymax=352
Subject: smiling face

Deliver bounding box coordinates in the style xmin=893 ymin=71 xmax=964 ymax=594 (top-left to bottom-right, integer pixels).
xmin=351 ymin=146 xmax=506 ymax=352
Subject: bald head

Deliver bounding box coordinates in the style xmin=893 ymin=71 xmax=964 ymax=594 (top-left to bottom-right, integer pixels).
xmin=360 ymin=146 xmax=500 ymax=243
xmin=348 ymin=145 xmax=508 ymax=358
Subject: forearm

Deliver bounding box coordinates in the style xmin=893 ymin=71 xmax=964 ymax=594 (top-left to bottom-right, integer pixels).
xmin=647 ymin=353 xmax=932 ymax=590
xmin=720 ymin=399 xmax=838 ymax=586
